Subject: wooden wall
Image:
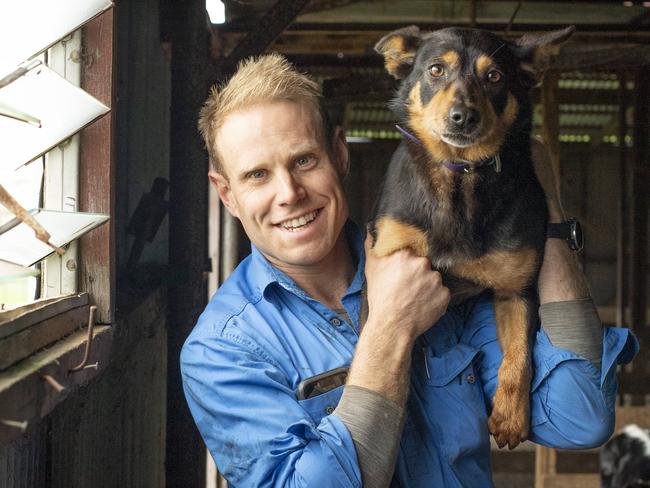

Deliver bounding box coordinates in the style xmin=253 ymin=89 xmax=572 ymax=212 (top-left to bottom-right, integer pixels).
xmin=0 ymin=290 xmax=168 ymax=488
xmin=0 ymin=0 xmax=173 ymax=486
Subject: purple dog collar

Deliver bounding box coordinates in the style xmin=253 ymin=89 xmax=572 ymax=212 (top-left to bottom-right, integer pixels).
xmin=442 ymin=160 xmax=473 ymax=173
xmin=395 ymin=124 xmax=422 ymax=146
xmin=395 ymin=124 xmax=502 ymax=173
xmin=442 ymin=156 xmax=502 ymax=173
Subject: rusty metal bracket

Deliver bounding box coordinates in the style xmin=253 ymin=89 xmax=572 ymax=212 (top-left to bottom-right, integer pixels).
xmin=69 ymin=305 xmax=97 ymax=373
xmin=0 ymin=419 xmax=29 ymax=432
xmin=41 ymin=373 xmax=65 ymax=393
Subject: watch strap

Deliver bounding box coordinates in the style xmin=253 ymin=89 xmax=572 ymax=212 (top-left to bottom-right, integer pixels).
xmin=547 ymin=219 xmax=583 ymax=251
xmin=546 ymin=222 xmax=570 ymax=239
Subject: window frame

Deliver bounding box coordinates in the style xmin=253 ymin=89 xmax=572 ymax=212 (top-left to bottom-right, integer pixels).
xmin=42 ymin=29 xmax=83 ymax=299
xmin=0 ymin=8 xmax=114 ymax=446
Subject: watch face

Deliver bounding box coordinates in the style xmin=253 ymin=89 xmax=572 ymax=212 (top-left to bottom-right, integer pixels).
xmin=569 ymin=219 xmax=584 ymax=251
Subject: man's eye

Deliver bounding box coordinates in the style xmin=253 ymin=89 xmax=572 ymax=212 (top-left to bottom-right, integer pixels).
xmin=296 ymin=156 xmax=315 ymax=167
xmin=248 ymin=169 xmax=266 ymax=179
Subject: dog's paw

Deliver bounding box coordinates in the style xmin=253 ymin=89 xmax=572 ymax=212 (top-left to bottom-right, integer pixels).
xmin=488 ymin=388 xmax=530 ymax=450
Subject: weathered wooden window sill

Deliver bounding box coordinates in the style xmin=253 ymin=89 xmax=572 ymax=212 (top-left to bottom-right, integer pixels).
xmin=0 ymin=294 xmax=92 ymax=370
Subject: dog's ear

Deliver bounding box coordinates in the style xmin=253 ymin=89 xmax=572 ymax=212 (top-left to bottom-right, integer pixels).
xmin=514 ymin=26 xmax=574 ymax=87
xmin=375 ymin=25 xmax=422 ymax=79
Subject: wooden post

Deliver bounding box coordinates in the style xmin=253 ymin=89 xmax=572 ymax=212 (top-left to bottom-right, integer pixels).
xmin=630 ymin=68 xmax=649 ymax=337
xmin=534 ymin=444 xmax=557 ymax=487
xmin=79 ymin=10 xmax=115 ymax=325
xmin=541 ymin=72 xmax=561 ymax=198
xmin=617 ymin=71 xmax=629 ymax=331
xmin=166 ymin=0 xmax=209 ymax=486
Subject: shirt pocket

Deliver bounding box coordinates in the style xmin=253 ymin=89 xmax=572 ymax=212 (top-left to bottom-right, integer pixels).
xmin=424 ymin=344 xmax=490 ymax=466
xmin=298 ymin=384 xmax=345 ymax=426
xmin=425 ymin=343 xmax=480 ymax=387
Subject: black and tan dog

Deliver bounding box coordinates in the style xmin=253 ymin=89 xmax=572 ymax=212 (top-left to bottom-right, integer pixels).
xmin=370 ymin=25 xmax=574 ymax=449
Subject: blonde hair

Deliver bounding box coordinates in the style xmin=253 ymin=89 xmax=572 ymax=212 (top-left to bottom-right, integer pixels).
xmin=198 ymin=53 xmax=332 ymax=174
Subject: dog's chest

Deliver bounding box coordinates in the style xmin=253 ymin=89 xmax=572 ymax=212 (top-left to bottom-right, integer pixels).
xmin=425 ymin=171 xmax=487 ymax=260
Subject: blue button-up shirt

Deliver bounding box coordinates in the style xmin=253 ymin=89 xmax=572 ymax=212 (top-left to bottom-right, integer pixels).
xmin=181 ymin=224 xmax=638 ymax=487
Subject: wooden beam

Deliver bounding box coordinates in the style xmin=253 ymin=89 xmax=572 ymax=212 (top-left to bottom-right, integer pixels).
xmin=541 ymin=73 xmax=561 ymax=198
xmin=267 ymin=30 xmax=650 ymax=70
xmin=226 ymin=0 xmax=311 ymax=65
xmin=553 ymin=45 xmax=650 ymax=71
xmin=616 ymin=70 xmax=629 ymax=329
xmin=0 ymin=304 xmax=89 ymax=371
xmin=538 ymin=473 xmax=599 ymax=488
xmin=535 ymin=445 xmax=558 ymax=487
xmin=167 ymin=0 xmax=210 ymax=486
xmin=322 ymin=74 xmax=397 ymax=100
xmin=220 ymin=23 xmax=650 ymax=39
xmin=79 ymin=9 xmax=115 ymax=324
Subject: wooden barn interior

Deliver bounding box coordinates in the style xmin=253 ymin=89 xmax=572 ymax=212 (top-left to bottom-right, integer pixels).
xmin=0 ymin=1 xmax=648 ymax=487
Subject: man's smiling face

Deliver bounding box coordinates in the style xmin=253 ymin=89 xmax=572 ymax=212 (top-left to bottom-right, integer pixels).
xmin=210 ymin=99 xmax=350 ymax=271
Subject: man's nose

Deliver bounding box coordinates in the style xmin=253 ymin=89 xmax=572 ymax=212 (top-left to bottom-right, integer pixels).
xmin=277 ymin=173 xmax=306 ymax=205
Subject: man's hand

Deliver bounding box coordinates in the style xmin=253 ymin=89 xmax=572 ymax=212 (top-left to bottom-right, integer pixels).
xmin=345 ymin=235 xmax=450 ymax=407
xmin=364 ymin=234 xmax=450 ymax=344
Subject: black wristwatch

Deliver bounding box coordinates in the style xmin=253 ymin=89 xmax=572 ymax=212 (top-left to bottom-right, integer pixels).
xmin=547 ymin=218 xmax=583 ymax=251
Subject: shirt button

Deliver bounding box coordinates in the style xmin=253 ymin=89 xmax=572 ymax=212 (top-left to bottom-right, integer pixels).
xmin=466 ymin=374 xmax=476 ymax=384
xmin=325 ymin=406 xmax=335 ymax=415
xmin=330 ymin=317 xmax=341 ymax=326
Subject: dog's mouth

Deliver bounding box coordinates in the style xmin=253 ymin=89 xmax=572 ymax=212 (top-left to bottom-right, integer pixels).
xmin=440 ymin=132 xmax=482 ymax=148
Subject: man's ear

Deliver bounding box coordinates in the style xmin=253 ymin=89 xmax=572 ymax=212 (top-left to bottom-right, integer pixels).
xmin=208 ymin=170 xmax=239 ymax=219
xmin=515 ymin=26 xmax=575 ymax=87
xmin=331 ymin=127 xmax=350 ymax=178
xmin=375 ymin=25 xmax=421 ymax=80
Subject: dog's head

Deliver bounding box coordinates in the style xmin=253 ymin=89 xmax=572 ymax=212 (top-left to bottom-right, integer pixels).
xmin=375 ymin=26 xmax=573 ymax=163
xmin=601 ymin=424 xmax=650 ymax=488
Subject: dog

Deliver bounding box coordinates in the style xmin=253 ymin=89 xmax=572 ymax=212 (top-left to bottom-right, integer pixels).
xmin=601 ymin=424 xmax=650 ymax=487
xmin=370 ymin=25 xmax=574 ymax=449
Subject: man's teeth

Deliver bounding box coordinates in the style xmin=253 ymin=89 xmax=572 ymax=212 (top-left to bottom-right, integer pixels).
xmin=281 ymin=211 xmax=317 ymax=230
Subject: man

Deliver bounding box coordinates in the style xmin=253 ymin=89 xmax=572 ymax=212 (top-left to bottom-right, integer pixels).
xmin=181 ymin=53 xmax=637 ymax=487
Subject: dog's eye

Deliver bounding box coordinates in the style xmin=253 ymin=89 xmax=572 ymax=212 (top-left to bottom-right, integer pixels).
xmin=487 ymin=70 xmax=502 ymax=83
xmin=429 ymin=64 xmax=445 ymax=77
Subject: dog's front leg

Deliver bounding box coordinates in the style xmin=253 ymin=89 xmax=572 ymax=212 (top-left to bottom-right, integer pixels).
xmin=488 ymin=291 xmax=535 ymax=449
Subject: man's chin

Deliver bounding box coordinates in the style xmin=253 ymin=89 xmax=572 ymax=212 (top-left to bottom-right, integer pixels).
xmin=282 ymin=248 xmax=327 ymax=267
xmin=260 ymin=243 xmax=327 ymax=268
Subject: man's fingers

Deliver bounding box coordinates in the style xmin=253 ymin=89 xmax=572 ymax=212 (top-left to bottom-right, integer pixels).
xmin=364 ymin=232 xmax=372 ymax=250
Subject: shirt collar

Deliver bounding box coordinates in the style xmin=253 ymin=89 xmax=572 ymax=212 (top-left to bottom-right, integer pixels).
xmin=248 ymin=220 xmax=365 ymax=301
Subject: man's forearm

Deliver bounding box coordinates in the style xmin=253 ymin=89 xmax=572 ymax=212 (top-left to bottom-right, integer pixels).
xmin=336 ymin=317 xmax=414 ymax=488
xmin=334 ymin=386 xmax=405 ymax=488
xmin=346 ymin=319 xmax=413 ymax=407
xmin=538 ymin=205 xmax=602 ymax=366
xmin=533 ymin=137 xmax=591 ymax=304
xmin=538 ymin=232 xmax=590 ymax=303
xmin=348 ymin=241 xmax=449 ymax=487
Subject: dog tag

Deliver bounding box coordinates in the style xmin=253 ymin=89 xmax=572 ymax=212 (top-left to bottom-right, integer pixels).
xmin=494 ymin=154 xmax=502 ymax=173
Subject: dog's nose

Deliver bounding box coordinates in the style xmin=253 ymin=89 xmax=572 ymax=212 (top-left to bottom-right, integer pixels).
xmin=449 ymin=105 xmax=480 ymax=132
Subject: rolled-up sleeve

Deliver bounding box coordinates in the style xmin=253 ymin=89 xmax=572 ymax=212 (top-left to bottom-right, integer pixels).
xmin=463 ymin=295 xmax=639 ymax=450
xmin=181 ymin=330 xmax=361 ymax=488
xmin=528 ymin=325 xmax=638 ymax=448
